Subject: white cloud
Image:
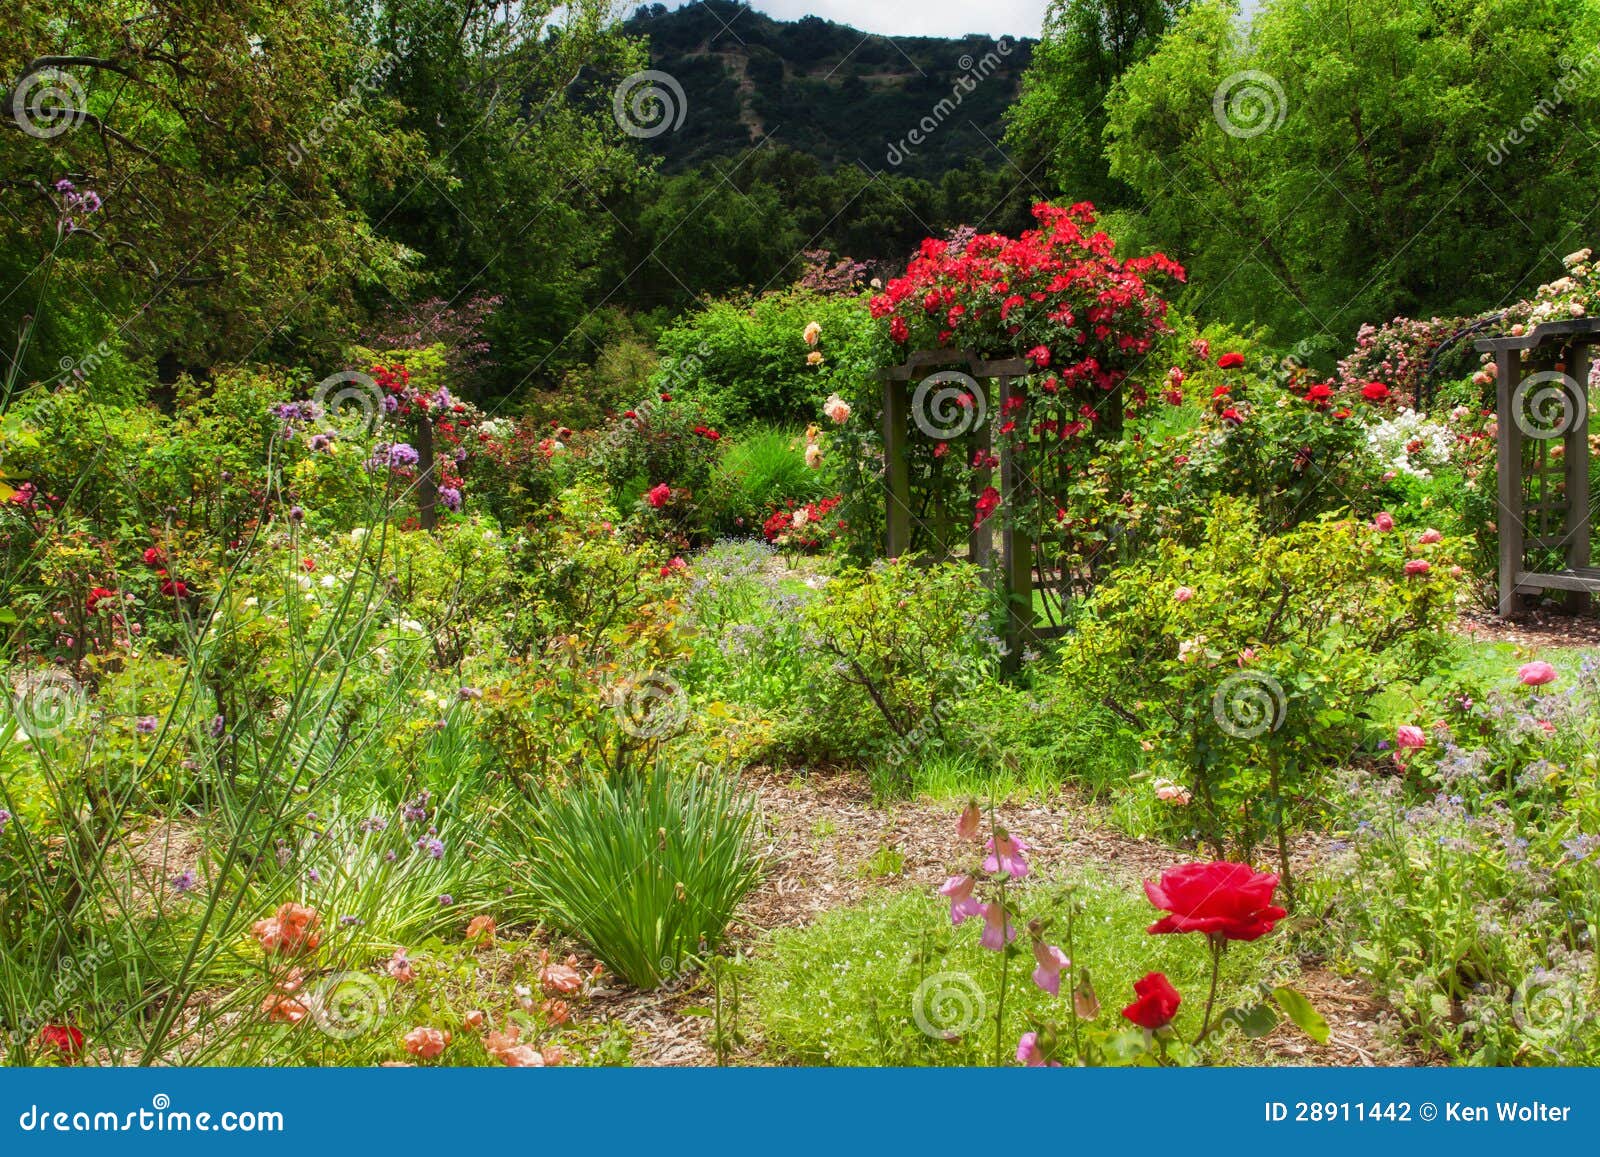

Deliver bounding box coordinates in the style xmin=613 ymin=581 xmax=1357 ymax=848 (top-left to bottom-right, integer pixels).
xmin=656 ymin=1 xmax=1046 ymax=40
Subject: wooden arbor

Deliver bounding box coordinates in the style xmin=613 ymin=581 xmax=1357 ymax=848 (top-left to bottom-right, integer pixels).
xmin=875 ymin=350 xmax=1061 ymax=665
xmin=1476 ymin=319 xmax=1598 ymax=615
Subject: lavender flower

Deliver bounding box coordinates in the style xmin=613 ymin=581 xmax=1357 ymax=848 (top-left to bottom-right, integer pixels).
xmin=171 ymin=870 xmax=197 ymax=893
xmin=135 ymin=715 xmax=158 ymax=734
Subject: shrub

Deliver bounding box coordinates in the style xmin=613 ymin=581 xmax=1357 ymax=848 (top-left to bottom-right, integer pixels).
xmin=707 ymin=425 xmax=826 ymax=534
xmin=651 ymin=288 xmax=879 ymax=427
xmin=501 ymin=768 xmax=765 ymax=989
xmin=1062 ymin=496 xmax=1462 ymax=872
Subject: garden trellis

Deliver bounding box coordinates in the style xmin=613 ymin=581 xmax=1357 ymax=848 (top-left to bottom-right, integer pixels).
xmin=1475 ymin=318 xmax=1599 ymax=615
xmin=876 ymin=349 xmax=1080 ymax=666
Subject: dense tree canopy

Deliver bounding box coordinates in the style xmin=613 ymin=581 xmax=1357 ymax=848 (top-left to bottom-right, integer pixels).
xmin=1095 ymin=0 xmax=1600 ymax=345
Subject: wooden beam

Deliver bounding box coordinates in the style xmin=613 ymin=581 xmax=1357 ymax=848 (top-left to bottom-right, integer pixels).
xmin=883 ymin=378 xmax=912 ymax=558
xmin=1564 ymin=344 xmax=1593 ymax=612
xmin=1496 ymin=348 xmax=1526 ymax=616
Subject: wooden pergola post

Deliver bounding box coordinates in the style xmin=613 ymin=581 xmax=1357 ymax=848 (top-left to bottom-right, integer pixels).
xmin=875 ymin=351 xmax=1038 ymax=669
xmin=1476 ymin=319 xmax=1598 ymax=616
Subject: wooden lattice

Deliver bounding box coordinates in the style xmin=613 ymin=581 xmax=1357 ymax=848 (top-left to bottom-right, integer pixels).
xmin=1475 ymin=319 xmax=1599 ymax=615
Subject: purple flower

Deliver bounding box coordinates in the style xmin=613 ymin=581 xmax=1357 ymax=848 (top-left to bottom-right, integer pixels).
xmin=288 ymin=505 xmax=305 ymax=523
xmin=306 ymin=869 xmax=321 ymax=884
xmin=457 ymin=687 xmax=482 ymax=701
xmin=208 ymin=714 xmax=226 ymax=739
xmin=171 ymin=870 xmax=197 ymax=893
xmin=437 ymin=486 xmax=462 ymax=512
xmin=402 ymin=791 xmax=430 ymax=823
xmin=437 ymin=894 xmax=454 ymax=906
xmin=135 ymin=715 xmax=158 ymax=734
xmin=309 ymin=433 xmax=333 ymax=452
xmin=339 ymin=915 xmax=364 ymax=927
xmin=417 ymin=836 xmax=444 ymax=860
xmin=358 ymin=816 xmax=388 ymax=834
xmin=0 ymin=808 xmax=11 ymax=835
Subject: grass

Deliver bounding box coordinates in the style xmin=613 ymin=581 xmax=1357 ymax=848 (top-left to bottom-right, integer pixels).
xmin=741 ymin=871 xmax=1298 ymax=1067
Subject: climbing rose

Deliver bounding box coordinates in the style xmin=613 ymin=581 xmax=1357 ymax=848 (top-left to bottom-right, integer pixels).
xmin=822 ymin=393 xmax=851 ymax=423
xmin=1216 ymin=352 xmax=1245 ymax=369
xmin=1144 ymin=862 xmax=1287 ymax=941
xmin=1396 ymin=725 xmax=1427 ymax=750
xmin=1031 ymin=942 xmax=1070 ymax=996
xmin=1121 ymin=972 xmax=1182 ymax=1029
xmin=1519 ymin=661 xmax=1558 ymax=687
xmin=940 ymin=875 xmax=982 ymax=925
xmin=983 ymin=831 xmax=1029 ymax=878
xmin=645 ymin=483 xmax=671 ymax=509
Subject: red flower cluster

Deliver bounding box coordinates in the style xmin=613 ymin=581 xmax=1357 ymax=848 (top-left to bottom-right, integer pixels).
xmin=691 ymin=424 xmax=722 ymax=442
xmin=762 ymin=496 xmax=844 ymax=550
xmin=85 ymin=586 xmax=116 ymax=613
xmin=869 ymin=203 xmax=1184 ymax=433
xmin=143 ymin=542 xmax=191 ymax=599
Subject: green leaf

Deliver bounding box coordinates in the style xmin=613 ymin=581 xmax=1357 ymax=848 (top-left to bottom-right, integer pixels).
xmin=1223 ymin=1003 xmax=1279 ymax=1038
xmin=1271 ymin=986 xmax=1330 ymax=1044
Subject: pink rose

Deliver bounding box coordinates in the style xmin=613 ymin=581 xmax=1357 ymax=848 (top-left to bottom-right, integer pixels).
xmin=1174 ymin=586 xmax=1195 ymax=603
xmin=1518 ymin=661 xmax=1558 ymax=687
xmin=1404 ymin=559 xmax=1431 ymax=576
xmin=1371 ymin=512 xmax=1395 ymax=532
xmin=1396 ymin=725 xmax=1427 ymax=750
xmin=1417 ymin=528 xmax=1443 ymax=544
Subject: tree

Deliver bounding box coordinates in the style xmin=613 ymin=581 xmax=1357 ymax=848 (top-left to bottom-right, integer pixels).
xmin=0 ymin=0 xmax=418 ymax=388
xmin=1103 ymin=0 xmax=1600 ymax=345
xmin=1005 ymin=0 xmax=1187 ymax=207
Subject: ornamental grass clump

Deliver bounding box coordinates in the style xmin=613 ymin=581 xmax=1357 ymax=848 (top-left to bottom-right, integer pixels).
xmin=502 ymin=768 xmax=764 ymax=990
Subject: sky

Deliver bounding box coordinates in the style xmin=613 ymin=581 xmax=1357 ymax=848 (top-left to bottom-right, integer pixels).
xmin=666 ymin=1 xmax=1050 ymax=40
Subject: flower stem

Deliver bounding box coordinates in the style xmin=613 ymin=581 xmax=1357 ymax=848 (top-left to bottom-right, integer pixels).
xmin=1196 ymin=935 xmax=1223 ymax=1046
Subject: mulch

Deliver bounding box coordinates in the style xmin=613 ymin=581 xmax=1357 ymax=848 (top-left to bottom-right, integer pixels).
xmin=1455 ymin=606 xmax=1600 ymax=648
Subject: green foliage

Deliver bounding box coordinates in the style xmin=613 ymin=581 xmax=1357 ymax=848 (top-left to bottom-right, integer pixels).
xmin=1062 ymin=497 xmax=1462 ymax=860
xmin=1097 ymin=0 xmax=1600 ymax=341
xmin=651 ymin=289 xmax=880 ymax=427
xmin=707 ymin=426 xmax=827 ymax=534
xmin=742 ymin=874 xmax=1279 ymax=1066
xmin=1308 ymin=652 xmax=1600 ymax=1063
xmin=500 ymin=768 xmax=765 ymax=990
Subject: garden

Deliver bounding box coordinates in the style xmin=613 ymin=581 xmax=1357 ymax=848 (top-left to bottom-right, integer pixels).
xmin=2 ymin=0 xmax=1599 ymax=1074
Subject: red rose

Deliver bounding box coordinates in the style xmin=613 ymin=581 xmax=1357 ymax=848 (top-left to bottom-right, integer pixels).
xmin=142 ymin=547 xmax=164 ymax=567
xmin=1121 ymin=972 xmax=1182 ymax=1029
xmin=889 ymin=317 xmax=909 ymax=344
xmin=645 ymin=483 xmax=672 ymax=509
xmin=1220 ymin=407 xmax=1244 ymax=426
xmin=38 ymin=1024 xmax=84 ymax=1062
xmin=1144 ymin=862 xmax=1287 ymax=941
xmin=1305 ymin=383 xmax=1333 ymax=404
xmin=1216 ymin=352 xmax=1246 ymax=369
xmin=86 ymin=586 xmax=116 ymax=613
xmin=1361 ymin=381 xmax=1391 ymax=402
